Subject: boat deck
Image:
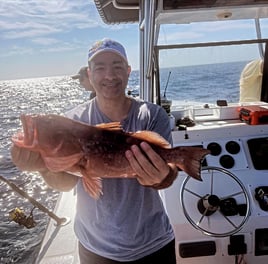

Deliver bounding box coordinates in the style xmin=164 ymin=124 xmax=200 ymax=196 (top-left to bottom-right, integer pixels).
xmin=36 ymin=190 xmax=79 ymax=264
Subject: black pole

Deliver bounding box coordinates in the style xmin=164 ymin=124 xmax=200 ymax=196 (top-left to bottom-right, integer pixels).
xmin=163 ymin=71 xmax=171 ymax=98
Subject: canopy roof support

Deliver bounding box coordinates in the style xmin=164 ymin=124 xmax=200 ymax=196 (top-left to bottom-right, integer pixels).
xmin=261 ymin=42 xmax=268 ymax=102
xmin=139 ymin=0 xmax=156 ymax=102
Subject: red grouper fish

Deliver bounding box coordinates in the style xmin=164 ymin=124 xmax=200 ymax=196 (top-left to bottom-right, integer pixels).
xmin=12 ymin=114 xmax=210 ymax=198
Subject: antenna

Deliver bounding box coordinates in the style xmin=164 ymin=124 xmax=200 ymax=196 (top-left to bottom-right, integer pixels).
xmin=163 ymin=71 xmax=171 ymax=98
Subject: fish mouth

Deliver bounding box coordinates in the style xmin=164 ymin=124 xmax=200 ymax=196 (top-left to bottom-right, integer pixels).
xmin=12 ymin=115 xmax=35 ymax=147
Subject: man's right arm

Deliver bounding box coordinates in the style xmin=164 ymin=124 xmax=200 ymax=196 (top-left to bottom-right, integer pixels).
xmin=40 ymin=170 xmax=78 ymax=191
xmin=11 ymin=145 xmax=78 ymax=191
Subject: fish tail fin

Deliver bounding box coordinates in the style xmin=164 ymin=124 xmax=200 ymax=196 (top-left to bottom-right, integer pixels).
xmin=82 ymin=177 xmax=103 ymax=199
xmin=174 ymin=147 xmax=210 ymax=181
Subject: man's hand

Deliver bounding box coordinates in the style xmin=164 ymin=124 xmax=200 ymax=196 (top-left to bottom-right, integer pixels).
xmin=125 ymin=142 xmax=178 ymax=188
xmin=11 ymin=145 xmax=47 ymax=172
xmin=11 ymin=145 xmax=78 ymax=191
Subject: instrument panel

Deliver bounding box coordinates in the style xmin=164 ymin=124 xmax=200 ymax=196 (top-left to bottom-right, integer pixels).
xmin=204 ymin=139 xmax=248 ymax=170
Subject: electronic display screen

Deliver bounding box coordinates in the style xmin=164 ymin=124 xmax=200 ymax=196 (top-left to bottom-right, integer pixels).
xmin=248 ymin=137 xmax=268 ymax=170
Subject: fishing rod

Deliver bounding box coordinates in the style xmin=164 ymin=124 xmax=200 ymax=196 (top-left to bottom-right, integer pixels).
xmin=163 ymin=71 xmax=171 ymax=98
xmin=0 ymin=174 xmax=68 ymax=227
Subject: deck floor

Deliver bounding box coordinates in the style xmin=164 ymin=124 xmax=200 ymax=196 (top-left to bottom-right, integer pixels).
xmin=35 ymin=190 xmax=79 ymax=264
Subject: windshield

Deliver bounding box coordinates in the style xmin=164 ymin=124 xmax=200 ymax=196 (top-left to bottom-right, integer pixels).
xmin=156 ymin=19 xmax=268 ymax=105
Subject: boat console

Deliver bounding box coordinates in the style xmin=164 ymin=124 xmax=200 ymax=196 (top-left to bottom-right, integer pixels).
xmin=160 ymin=102 xmax=268 ymax=263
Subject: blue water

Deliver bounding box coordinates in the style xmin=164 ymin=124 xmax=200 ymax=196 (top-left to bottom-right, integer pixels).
xmin=0 ymin=61 xmax=247 ymax=263
xmin=159 ymin=61 xmax=245 ymax=103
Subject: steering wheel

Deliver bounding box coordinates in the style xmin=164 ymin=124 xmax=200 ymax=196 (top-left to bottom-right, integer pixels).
xmin=180 ymin=166 xmax=250 ymax=237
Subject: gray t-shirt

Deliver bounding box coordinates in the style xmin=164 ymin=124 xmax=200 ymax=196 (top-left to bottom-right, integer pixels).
xmin=65 ymin=97 xmax=174 ymax=261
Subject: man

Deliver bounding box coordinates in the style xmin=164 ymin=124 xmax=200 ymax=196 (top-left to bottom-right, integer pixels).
xmin=11 ymin=38 xmax=178 ymax=263
xmin=239 ymin=59 xmax=263 ymax=102
xmin=72 ymin=66 xmax=96 ymax=99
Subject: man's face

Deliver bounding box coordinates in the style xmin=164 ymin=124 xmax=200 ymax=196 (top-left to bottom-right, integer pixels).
xmin=88 ymin=51 xmax=131 ymax=99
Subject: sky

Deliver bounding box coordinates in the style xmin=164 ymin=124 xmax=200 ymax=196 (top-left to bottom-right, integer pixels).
xmin=0 ymin=0 xmax=140 ymax=81
xmin=1 ymin=0 xmax=268 ymax=81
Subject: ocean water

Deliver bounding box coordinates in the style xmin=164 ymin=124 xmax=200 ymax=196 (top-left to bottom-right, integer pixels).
xmin=159 ymin=61 xmax=244 ymax=104
xmin=0 ymin=61 xmax=246 ymax=263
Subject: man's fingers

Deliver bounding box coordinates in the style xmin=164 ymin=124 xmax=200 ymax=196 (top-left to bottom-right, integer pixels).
xmin=11 ymin=145 xmax=46 ymax=171
xmin=125 ymin=143 xmax=170 ymax=186
xmin=139 ymin=142 xmax=170 ymax=177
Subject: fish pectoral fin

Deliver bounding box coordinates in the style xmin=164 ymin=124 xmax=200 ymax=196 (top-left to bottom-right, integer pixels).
xmin=43 ymin=153 xmax=83 ymax=172
xmin=96 ymin=122 xmax=122 ymax=131
xmin=82 ymin=176 xmax=103 ymax=199
xmin=131 ymin=131 xmax=171 ymax=148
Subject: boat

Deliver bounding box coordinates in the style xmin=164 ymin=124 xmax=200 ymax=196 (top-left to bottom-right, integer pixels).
xmin=36 ymin=1 xmax=268 ymax=263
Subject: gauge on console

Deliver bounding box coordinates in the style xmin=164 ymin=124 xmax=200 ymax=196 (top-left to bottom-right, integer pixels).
xmin=226 ymin=141 xmax=240 ymax=154
xmin=220 ymin=155 xmax=235 ymax=169
xmin=207 ymin=142 xmax=222 ymax=156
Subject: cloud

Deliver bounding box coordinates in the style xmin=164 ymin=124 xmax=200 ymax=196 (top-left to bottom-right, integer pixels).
xmin=0 ymin=0 xmax=107 ymax=60
xmin=157 ymin=19 xmax=268 ymax=45
xmin=2 ymin=24 xmax=62 ymax=39
xmin=0 ymin=45 xmax=34 ymax=57
xmin=159 ymin=31 xmax=204 ymax=43
xmin=0 ymin=0 xmax=101 ymax=40
xmin=32 ymin=37 xmax=60 ymax=45
xmin=196 ymin=20 xmax=255 ymax=32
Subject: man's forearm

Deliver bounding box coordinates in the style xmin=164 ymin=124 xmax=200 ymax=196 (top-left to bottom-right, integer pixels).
xmin=40 ymin=170 xmax=78 ymax=191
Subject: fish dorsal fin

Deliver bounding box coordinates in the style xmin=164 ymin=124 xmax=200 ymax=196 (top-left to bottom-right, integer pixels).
xmin=96 ymin=122 xmax=122 ymax=131
xmin=131 ymin=131 xmax=171 ymax=148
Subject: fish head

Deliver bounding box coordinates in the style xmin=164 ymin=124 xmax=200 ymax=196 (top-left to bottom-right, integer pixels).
xmin=12 ymin=114 xmax=80 ymax=155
